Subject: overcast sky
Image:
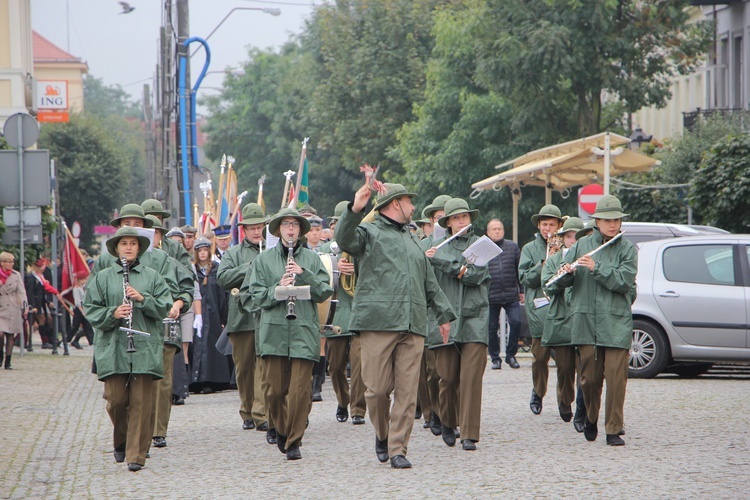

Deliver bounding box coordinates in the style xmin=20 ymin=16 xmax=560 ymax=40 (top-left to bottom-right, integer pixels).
xmin=31 ymin=0 xmax=318 ymax=105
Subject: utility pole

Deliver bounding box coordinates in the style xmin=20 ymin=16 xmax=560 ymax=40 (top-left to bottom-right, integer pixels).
xmin=176 ymin=0 xmax=191 ymax=225
xmin=143 ymin=83 xmax=156 ymax=198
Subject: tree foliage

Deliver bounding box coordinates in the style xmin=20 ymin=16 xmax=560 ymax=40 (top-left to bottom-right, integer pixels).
xmin=689 ymin=133 xmax=750 ymax=233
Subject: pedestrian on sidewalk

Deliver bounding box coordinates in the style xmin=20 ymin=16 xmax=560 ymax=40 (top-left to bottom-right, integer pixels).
xmin=0 ymin=252 xmax=27 ymax=369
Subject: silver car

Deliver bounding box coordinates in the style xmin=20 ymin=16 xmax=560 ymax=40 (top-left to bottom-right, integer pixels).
xmin=629 ymin=235 xmax=750 ymax=378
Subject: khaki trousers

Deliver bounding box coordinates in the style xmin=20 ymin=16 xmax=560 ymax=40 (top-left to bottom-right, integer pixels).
xmin=434 ymin=342 xmax=487 ymax=442
xmin=104 ymin=374 xmax=155 ymax=466
xmin=554 ymin=345 xmax=576 ymax=410
xmin=579 ymin=346 xmax=629 ymax=435
xmin=265 ymin=356 xmax=313 ymax=448
xmin=531 ymin=337 xmax=551 ymax=398
xmin=327 ymin=335 xmax=367 ymax=417
xmin=152 ymin=344 xmax=177 ymax=438
xmin=416 ymin=345 xmax=432 ymax=423
xmin=425 ymin=347 xmax=441 ymax=420
xmin=360 ymin=331 xmax=422 ymax=458
xmin=229 ymin=331 xmax=267 ymax=425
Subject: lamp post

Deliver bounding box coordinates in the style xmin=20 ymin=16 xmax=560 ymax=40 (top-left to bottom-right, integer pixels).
xmin=591 ymin=132 xmax=624 ymax=195
xmin=191 ymin=7 xmax=282 ymax=58
xmin=629 ymin=126 xmax=653 ymax=150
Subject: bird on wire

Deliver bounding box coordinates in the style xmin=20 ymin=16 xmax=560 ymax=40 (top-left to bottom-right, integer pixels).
xmin=118 ymin=1 xmax=135 ymax=14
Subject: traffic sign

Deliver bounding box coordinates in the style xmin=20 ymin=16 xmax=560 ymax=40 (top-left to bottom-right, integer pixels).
xmin=3 ymin=113 xmax=40 ymax=150
xmin=579 ymin=184 xmax=604 ymax=214
xmin=0 ymin=150 xmax=51 ymax=206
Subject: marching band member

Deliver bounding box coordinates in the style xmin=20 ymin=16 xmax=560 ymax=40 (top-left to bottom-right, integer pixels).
xmin=216 ymin=203 xmax=270 ymax=433
xmin=426 ymin=198 xmax=490 ymax=451
xmin=336 ymin=182 xmax=455 ymax=469
xmin=519 ymin=204 xmax=564 ymax=416
xmin=141 ymin=199 xmax=193 ymax=272
xmin=244 ymin=208 xmax=333 ymax=460
xmin=84 ymin=227 xmax=171 ymax=472
xmin=549 ymin=195 xmax=637 ymax=446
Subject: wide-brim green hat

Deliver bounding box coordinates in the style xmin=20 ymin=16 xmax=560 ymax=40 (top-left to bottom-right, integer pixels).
xmin=106 ymin=226 xmax=152 ymax=258
xmin=268 ymin=207 xmax=311 ymax=237
xmin=110 ymin=203 xmax=154 ymax=228
xmin=423 ymin=194 xmax=452 ymax=219
xmin=239 ymin=202 xmax=269 ymax=226
xmin=328 ymin=201 xmax=349 ymax=222
xmin=592 ymin=194 xmax=629 ymax=220
xmin=531 ymin=204 xmax=564 ymax=226
xmin=145 ymin=215 xmax=168 ymax=234
xmin=141 ymin=198 xmax=171 ymax=218
xmin=438 ymin=198 xmax=479 ymax=228
xmin=414 ymin=217 xmax=431 ymax=227
xmin=558 ymin=216 xmax=585 ymax=235
xmin=575 ymin=220 xmax=596 ymax=240
xmin=373 ymin=183 xmax=418 ymax=211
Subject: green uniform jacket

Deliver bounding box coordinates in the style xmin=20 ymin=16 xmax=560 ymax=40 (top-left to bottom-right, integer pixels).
xmin=336 ymin=208 xmax=456 ymax=335
xmin=84 ymin=259 xmax=172 ymax=380
xmin=217 ymin=239 xmax=261 ymax=334
xmin=519 ymin=233 xmax=549 ymax=338
xmin=428 ymin=231 xmax=490 ymax=347
xmin=244 ymin=243 xmax=333 ymax=362
xmin=541 ymin=250 xmax=572 ymax=347
xmin=547 ymin=229 xmax=637 ymax=349
xmin=162 ymin=237 xmax=195 ymax=278
xmin=419 ymin=235 xmax=439 ymax=345
xmin=319 ymin=240 xmax=353 ymax=338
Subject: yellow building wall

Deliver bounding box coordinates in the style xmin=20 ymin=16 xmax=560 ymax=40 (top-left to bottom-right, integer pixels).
xmin=35 ymin=63 xmax=87 ymax=112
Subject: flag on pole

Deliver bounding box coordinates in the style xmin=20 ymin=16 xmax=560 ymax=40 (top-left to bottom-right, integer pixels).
xmin=287 ymin=185 xmax=296 ymax=209
xmin=61 ymin=225 xmax=89 ymax=302
xmin=221 ymin=169 xmax=238 ymax=226
xmin=297 ymin=158 xmax=309 ymax=209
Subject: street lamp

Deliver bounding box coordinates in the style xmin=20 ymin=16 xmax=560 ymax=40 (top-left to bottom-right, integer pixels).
xmin=629 ymin=126 xmax=653 ymax=150
xmin=191 ymin=7 xmax=282 ymax=58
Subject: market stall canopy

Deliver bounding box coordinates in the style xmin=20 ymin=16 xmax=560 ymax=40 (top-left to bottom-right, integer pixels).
xmin=471 ymin=132 xmax=659 ymax=193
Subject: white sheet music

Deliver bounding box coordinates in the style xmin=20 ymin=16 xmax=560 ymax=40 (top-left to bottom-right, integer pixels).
xmin=265 ymin=226 xmax=279 ymax=249
xmin=461 ymin=235 xmax=501 ymax=266
xmin=134 ymin=227 xmax=156 ymax=252
xmin=432 ymin=224 xmax=446 ymax=241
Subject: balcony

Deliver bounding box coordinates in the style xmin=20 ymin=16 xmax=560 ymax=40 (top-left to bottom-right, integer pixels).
xmin=682 ymin=108 xmax=750 ymax=131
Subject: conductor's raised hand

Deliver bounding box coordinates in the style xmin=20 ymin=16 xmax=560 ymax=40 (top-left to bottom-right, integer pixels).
xmin=352 ymin=183 xmax=372 ymax=214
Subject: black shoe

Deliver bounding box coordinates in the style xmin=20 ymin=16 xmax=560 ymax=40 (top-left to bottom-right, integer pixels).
xmin=415 ymin=405 xmax=422 ymax=420
xmin=242 ymin=419 xmax=255 ymax=430
xmin=573 ymin=405 xmax=586 ymax=433
xmin=71 ymin=341 xmax=82 ymax=350
xmin=352 ymin=415 xmax=365 ymax=425
xmin=390 ymin=455 xmax=411 ymax=469
xmin=530 ymin=389 xmax=543 ymax=415
xmin=491 ymin=359 xmax=502 ymax=370
xmin=423 ymin=412 xmax=433 ymax=429
xmin=4 ymin=364 xmax=11 ymax=370
xmin=584 ymin=418 xmax=598 ymax=442
xmin=152 ymin=436 xmax=167 ymax=448
xmin=266 ymin=428 xmax=277 ymax=445
xmin=559 ymin=403 xmax=573 ymax=422
xmin=506 ymin=356 xmax=520 ymax=369
xmin=336 ymin=405 xmax=349 ymax=423
xmin=441 ymin=424 xmax=457 ymax=447
xmin=286 ymin=442 xmax=302 ymax=460
xmin=256 ymin=422 xmax=268 ymax=432
xmin=606 ymin=434 xmax=625 ymax=446
xmin=375 ymin=436 xmax=389 ymax=463
xmin=26 ymin=346 xmax=33 ymax=352
xmin=41 ymin=343 xmax=52 ymax=349
xmin=618 ymin=427 xmax=626 ymax=436
xmin=461 ymin=439 xmax=477 ymax=451
xmin=311 ymin=374 xmax=323 ymax=402
xmin=113 ymin=445 xmax=126 ymax=463
xmin=430 ymin=413 xmax=442 ymax=436
xmin=173 ymin=397 xmax=185 ymax=406
xmin=127 ymin=463 xmax=142 ymax=472
xmin=276 ymin=433 xmax=287 ymax=454
xmin=200 ymin=386 xmax=214 ymax=394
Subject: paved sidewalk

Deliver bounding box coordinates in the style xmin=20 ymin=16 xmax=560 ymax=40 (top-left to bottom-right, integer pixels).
xmin=2 ymin=347 xmax=748 ymax=498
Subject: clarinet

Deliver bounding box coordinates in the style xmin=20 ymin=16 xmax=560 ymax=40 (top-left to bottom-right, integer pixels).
xmin=121 ymin=257 xmax=137 ymax=353
xmin=285 ymin=239 xmax=297 ymax=320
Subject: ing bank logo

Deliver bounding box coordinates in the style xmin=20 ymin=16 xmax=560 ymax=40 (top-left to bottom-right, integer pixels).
xmin=37 ymin=80 xmax=68 ymax=109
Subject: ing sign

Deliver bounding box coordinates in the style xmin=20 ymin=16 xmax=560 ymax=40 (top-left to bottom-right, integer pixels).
xmin=37 ymin=80 xmax=68 ymax=110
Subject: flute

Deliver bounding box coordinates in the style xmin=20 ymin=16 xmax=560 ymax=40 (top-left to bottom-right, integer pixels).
xmin=544 ymin=231 xmax=625 ymax=287
xmin=435 ymin=224 xmax=472 ymax=250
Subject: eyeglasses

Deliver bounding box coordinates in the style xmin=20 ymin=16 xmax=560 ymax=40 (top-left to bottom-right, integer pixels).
xmin=1 ymin=260 xmax=14 ymax=264
xmin=280 ymin=221 xmax=300 ymax=228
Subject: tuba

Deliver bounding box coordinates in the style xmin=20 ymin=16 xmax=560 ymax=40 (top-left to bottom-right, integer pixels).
xmin=338 ymin=208 xmax=377 ymax=296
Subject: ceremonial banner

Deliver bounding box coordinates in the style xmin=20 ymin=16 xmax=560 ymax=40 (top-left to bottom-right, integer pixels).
xmin=297 ymin=158 xmax=309 ymax=208
xmin=61 ymin=225 xmax=89 ymax=302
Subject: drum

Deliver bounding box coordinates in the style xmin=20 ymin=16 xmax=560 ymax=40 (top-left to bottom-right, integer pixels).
xmin=162 ymin=317 xmax=181 ymax=343
xmin=317 ymin=253 xmax=341 ymax=339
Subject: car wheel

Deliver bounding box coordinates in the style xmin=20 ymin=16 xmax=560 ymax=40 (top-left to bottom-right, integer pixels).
xmin=671 ymin=363 xmax=714 ymax=378
xmin=629 ymin=319 xmax=669 ymax=379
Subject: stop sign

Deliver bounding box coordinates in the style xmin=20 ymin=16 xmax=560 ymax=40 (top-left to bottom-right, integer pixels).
xmin=579 ymin=184 xmax=604 ymax=214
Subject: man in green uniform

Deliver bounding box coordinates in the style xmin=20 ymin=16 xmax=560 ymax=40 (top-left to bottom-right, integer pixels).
xmin=319 ymin=201 xmax=367 ymax=425
xmin=337 ymin=182 xmax=455 ymax=469
xmin=217 ymin=203 xmax=270 ymax=434
xmin=427 ymin=198 xmax=490 ymax=451
xmin=552 ymin=195 xmax=637 ymax=446
xmin=141 ymin=199 xmax=193 ymax=273
xmin=244 ymin=207 xmax=333 ymax=461
xmin=519 ymin=204 xmax=564 ymax=415
xmin=84 ymin=227 xmax=172 ymax=472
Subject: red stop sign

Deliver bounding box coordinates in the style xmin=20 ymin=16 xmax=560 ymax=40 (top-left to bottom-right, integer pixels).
xmin=579 ymin=184 xmax=604 ymax=214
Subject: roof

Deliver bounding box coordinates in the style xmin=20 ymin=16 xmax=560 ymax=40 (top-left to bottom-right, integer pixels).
xmin=471 ymin=132 xmax=660 ymax=193
xmin=33 ymin=31 xmax=84 ymax=64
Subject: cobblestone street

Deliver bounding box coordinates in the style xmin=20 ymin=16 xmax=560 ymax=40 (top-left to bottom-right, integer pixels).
xmin=2 ymin=346 xmax=748 ymax=499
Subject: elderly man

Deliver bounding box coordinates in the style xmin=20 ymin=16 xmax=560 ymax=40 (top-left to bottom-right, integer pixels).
xmin=337 ymin=182 xmax=455 ymax=469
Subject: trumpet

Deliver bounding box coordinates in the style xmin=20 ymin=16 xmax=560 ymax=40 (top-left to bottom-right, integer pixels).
xmin=544 ymin=231 xmax=625 ymax=287
xmin=118 ymin=257 xmax=150 ymax=353
xmin=285 ymin=238 xmax=297 ymax=320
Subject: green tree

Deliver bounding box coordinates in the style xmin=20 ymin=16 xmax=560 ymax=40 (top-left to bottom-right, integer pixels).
xmin=689 ymin=133 xmax=750 ymax=233
xmin=83 ymin=75 xmax=141 ymax=120
xmin=39 ymin=114 xmax=133 ymax=251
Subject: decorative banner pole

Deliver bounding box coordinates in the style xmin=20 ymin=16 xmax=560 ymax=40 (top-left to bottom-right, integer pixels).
xmin=292 ymin=138 xmax=309 ymax=208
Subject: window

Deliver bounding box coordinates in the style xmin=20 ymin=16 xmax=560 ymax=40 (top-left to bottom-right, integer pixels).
xmin=663 ymin=244 xmax=735 ymax=286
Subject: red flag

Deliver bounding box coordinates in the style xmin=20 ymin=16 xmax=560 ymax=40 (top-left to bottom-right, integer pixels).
xmin=287 ymin=185 xmax=296 ymax=208
xmin=62 ymin=226 xmax=89 ymax=302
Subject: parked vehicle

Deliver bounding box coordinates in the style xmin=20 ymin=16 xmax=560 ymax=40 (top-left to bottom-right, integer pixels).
xmin=629 ymin=235 xmax=750 ymax=378
xmin=621 ymin=222 xmax=729 ymax=245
